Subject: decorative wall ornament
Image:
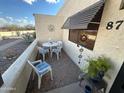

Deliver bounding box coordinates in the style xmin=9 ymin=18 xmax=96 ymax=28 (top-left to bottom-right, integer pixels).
xmin=80 ymin=34 xmax=88 ymax=42
xmin=48 ymin=24 xmax=55 ymax=32
xmin=78 ymin=47 xmax=84 ymax=64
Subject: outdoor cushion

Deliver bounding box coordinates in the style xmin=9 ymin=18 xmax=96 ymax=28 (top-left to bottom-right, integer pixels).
xmin=35 ymin=62 xmax=51 ymax=75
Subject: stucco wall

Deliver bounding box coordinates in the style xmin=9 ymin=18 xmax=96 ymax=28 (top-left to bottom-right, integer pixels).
xmin=59 ymin=0 xmax=99 ymax=68
xmin=61 ymin=0 xmax=124 ymax=92
xmin=94 ymin=0 xmax=124 ymax=92
xmin=34 ymin=14 xmax=64 ymax=42
xmin=57 ymin=0 xmax=100 ymax=19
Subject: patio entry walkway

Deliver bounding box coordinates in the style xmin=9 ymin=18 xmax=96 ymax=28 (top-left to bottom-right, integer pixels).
xmin=26 ymin=50 xmax=81 ymax=93
xmin=44 ymin=82 xmax=82 ymax=93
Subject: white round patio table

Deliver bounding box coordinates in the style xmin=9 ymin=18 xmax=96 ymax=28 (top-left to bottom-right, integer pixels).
xmin=42 ymin=41 xmax=58 ymax=48
xmin=42 ymin=41 xmax=59 ymax=50
xmin=42 ymin=41 xmax=59 ymax=58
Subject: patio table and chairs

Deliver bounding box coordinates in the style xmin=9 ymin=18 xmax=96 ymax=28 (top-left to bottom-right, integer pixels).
xmin=41 ymin=41 xmax=63 ymax=60
xmin=42 ymin=41 xmax=59 ymax=51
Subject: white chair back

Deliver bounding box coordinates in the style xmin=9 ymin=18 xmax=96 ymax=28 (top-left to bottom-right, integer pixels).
xmin=57 ymin=41 xmax=63 ymax=48
xmin=37 ymin=46 xmax=48 ymax=54
xmin=57 ymin=45 xmax=62 ymax=51
xmin=27 ymin=60 xmax=39 ymax=75
xmin=37 ymin=46 xmax=43 ymax=51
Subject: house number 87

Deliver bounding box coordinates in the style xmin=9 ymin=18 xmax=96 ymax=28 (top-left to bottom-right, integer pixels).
xmin=106 ymin=20 xmax=124 ymax=30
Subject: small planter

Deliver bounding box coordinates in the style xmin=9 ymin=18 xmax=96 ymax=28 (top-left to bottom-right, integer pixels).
xmin=91 ymin=71 xmax=104 ymax=83
xmin=85 ymin=85 xmax=92 ymax=93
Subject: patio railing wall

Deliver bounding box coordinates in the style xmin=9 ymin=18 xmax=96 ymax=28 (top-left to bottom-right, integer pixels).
xmin=0 ymin=39 xmax=38 ymax=93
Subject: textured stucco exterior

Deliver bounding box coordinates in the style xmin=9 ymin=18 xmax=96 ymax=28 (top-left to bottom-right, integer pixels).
xmin=94 ymin=0 xmax=124 ymax=92
xmin=34 ymin=14 xmax=64 ymax=42
xmin=34 ymin=0 xmax=124 ymax=92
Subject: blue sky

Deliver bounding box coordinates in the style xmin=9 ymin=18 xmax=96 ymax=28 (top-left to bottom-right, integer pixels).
xmin=0 ymin=0 xmax=64 ymax=27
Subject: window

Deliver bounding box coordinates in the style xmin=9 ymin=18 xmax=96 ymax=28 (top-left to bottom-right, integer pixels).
xmin=69 ymin=30 xmax=80 ymax=44
xmin=120 ymin=0 xmax=124 ymax=10
xmin=69 ymin=29 xmax=98 ymax=50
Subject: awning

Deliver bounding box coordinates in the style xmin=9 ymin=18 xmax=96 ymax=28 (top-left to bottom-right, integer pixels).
xmin=62 ymin=0 xmax=105 ymax=30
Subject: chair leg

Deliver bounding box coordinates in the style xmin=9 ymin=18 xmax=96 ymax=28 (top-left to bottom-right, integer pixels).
xmin=38 ymin=76 xmax=42 ymax=89
xmin=57 ymin=53 xmax=59 ymax=60
xmin=32 ymin=70 xmax=35 ymax=80
xmin=50 ymin=52 xmax=53 ymax=58
xmin=60 ymin=51 xmax=62 ymax=57
xmin=43 ymin=54 xmax=45 ymax=61
xmin=50 ymin=69 xmax=53 ymax=80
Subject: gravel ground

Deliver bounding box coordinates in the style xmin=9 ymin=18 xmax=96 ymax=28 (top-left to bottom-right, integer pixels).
xmin=0 ymin=38 xmax=19 ymax=46
xmin=0 ymin=40 xmax=30 ymax=74
xmin=26 ymin=50 xmax=81 ymax=93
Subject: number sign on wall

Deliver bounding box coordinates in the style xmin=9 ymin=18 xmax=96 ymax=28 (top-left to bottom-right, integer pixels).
xmin=106 ymin=20 xmax=124 ymax=30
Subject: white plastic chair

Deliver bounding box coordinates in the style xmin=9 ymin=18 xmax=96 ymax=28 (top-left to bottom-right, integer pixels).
xmin=27 ymin=60 xmax=53 ymax=89
xmin=51 ymin=45 xmax=62 ymax=60
xmin=37 ymin=46 xmax=49 ymax=61
xmin=57 ymin=41 xmax=63 ymax=49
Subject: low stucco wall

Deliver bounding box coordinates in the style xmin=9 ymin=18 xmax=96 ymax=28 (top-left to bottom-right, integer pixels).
xmin=0 ymin=40 xmax=38 ymax=93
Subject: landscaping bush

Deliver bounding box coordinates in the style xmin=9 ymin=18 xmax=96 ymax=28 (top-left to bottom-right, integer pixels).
xmin=2 ymin=36 xmax=9 ymax=40
xmin=32 ymin=32 xmax=36 ymax=38
xmin=16 ymin=31 xmax=20 ymax=36
xmin=22 ymin=33 xmax=34 ymax=44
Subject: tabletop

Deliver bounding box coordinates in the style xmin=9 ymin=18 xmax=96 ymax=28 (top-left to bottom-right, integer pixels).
xmin=42 ymin=41 xmax=59 ymax=48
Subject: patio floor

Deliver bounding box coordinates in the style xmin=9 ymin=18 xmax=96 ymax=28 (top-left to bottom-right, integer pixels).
xmin=26 ymin=50 xmax=81 ymax=93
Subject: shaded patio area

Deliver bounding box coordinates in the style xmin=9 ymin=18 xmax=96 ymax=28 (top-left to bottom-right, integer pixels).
xmin=26 ymin=50 xmax=81 ymax=93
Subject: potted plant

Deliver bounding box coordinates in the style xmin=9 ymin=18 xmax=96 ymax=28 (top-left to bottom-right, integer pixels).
xmin=86 ymin=56 xmax=111 ymax=83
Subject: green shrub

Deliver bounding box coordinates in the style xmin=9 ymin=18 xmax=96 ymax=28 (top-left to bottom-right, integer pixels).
xmin=32 ymin=32 xmax=36 ymax=38
xmin=16 ymin=31 xmax=20 ymax=36
xmin=85 ymin=56 xmax=111 ymax=78
xmin=2 ymin=36 xmax=9 ymax=40
xmin=22 ymin=33 xmax=34 ymax=44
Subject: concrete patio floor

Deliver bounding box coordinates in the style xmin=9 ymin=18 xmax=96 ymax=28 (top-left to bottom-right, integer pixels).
xmin=26 ymin=50 xmax=81 ymax=93
xmin=44 ymin=82 xmax=82 ymax=93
